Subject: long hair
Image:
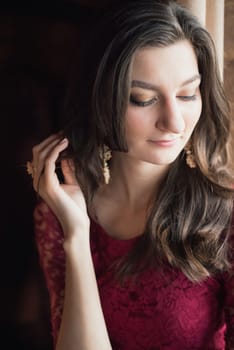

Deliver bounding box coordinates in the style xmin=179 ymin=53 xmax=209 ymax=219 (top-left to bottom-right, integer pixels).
xmin=62 ymin=0 xmax=233 ymax=282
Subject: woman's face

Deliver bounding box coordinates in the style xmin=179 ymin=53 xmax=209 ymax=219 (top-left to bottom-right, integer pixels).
xmin=125 ymin=40 xmax=202 ymax=166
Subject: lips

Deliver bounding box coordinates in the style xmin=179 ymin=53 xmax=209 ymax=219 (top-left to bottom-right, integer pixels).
xmin=148 ymin=138 xmax=179 ymax=147
xmin=150 ymin=136 xmax=180 ymax=142
xmin=152 ymin=139 xmax=177 ymax=142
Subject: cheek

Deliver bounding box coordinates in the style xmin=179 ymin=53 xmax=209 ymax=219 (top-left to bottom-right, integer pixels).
xmin=125 ymin=109 xmax=150 ymax=137
xmin=186 ymin=100 xmax=202 ymax=131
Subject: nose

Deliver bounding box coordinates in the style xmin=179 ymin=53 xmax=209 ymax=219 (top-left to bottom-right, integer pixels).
xmin=156 ymin=97 xmax=185 ymax=134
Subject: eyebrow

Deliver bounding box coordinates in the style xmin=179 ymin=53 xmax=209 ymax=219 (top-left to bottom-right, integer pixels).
xmin=131 ymin=74 xmax=201 ymax=91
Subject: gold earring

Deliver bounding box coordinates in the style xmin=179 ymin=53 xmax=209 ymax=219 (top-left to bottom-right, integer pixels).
xmin=101 ymin=145 xmax=112 ymax=184
xmin=184 ymin=142 xmax=196 ymax=168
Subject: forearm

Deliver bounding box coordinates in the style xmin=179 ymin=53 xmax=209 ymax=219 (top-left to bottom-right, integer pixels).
xmin=56 ymin=235 xmax=112 ymax=350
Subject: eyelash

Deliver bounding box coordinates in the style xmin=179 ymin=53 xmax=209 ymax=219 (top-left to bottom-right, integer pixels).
xmin=130 ymin=96 xmax=157 ymax=107
xmin=130 ymin=94 xmax=197 ymax=107
xmin=178 ymin=95 xmax=197 ymax=101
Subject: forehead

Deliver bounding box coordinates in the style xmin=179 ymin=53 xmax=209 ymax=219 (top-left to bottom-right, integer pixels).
xmin=130 ymin=40 xmax=199 ymax=88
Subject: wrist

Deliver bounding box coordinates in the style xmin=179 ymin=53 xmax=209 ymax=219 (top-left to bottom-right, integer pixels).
xmin=63 ymin=228 xmax=90 ymax=254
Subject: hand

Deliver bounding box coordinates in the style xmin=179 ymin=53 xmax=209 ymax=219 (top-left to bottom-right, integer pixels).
xmin=32 ymin=133 xmax=90 ymax=240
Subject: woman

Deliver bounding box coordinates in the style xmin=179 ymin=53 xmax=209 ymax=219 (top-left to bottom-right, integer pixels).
xmin=29 ymin=1 xmax=234 ymax=349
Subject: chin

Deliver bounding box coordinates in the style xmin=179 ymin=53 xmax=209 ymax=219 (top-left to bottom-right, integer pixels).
xmin=145 ymin=154 xmax=180 ymax=166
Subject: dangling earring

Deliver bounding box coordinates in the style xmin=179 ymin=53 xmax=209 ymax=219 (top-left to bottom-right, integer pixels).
xmin=184 ymin=142 xmax=196 ymax=168
xmin=100 ymin=145 xmax=112 ymax=184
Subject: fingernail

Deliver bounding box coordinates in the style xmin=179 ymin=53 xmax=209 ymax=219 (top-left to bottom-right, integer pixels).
xmin=60 ymin=138 xmax=68 ymax=143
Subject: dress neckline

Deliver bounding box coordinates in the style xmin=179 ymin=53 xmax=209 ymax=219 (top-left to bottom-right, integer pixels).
xmin=89 ymin=215 xmax=140 ymax=244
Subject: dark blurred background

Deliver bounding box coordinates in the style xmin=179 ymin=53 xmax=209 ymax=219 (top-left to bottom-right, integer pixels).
xmin=0 ymin=0 xmax=233 ymax=349
xmin=0 ymin=1 xmax=118 ymax=349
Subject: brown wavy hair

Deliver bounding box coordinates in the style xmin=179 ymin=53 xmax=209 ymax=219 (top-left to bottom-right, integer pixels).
xmin=62 ymin=0 xmax=234 ymax=282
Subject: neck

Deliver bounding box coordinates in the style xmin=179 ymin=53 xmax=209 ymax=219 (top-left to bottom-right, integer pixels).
xmin=104 ymin=152 xmax=169 ymax=211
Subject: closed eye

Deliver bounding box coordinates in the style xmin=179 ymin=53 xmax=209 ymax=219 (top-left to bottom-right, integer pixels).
xmin=130 ymin=95 xmax=158 ymax=107
xmin=177 ymin=95 xmax=197 ymax=101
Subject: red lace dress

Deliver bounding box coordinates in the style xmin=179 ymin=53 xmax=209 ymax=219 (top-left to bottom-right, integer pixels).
xmin=34 ymin=201 xmax=234 ymax=350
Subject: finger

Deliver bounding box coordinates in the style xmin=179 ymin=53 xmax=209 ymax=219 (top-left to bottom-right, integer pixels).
xmin=32 ymin=132 xmax=64 ymax=166
xmin=43 ymin=138 xmax=69 ymax=187
xmin=61 ymin=159 xmax=78 ymax=185
xmin=33 ymin=138 xmax=68 ymax=193
xmin=32 ymin=133 xmax=61 ymax=156
xmin=33 ymin=136 xmax=65 ymax=180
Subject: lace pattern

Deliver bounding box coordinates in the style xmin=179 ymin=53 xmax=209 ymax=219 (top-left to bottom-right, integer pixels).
xmin=34 ymin=201 xmax=65 ymax=344
xmin=34 ymin=200 xmax=234 ymax=350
